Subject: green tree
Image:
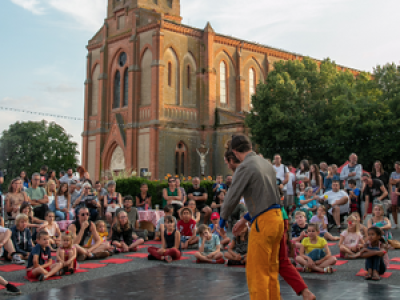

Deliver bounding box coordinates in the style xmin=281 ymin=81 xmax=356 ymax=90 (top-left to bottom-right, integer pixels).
xmin=246 ymin=58 xmax=400 ymax=170
xmin=0 ymin=120 xmax=79 ymax=184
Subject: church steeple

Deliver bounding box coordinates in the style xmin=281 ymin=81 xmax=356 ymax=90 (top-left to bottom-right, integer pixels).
xmin=108 ymin=0 xmax=181 ymax=19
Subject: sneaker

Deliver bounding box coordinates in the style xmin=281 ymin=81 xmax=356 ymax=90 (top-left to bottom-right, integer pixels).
xmin=5 ymin=284 xmax=21 ymax=295
xmin=12 ymin=254 xmax=25 ymax=265
xmin=227 ymin=260 xmax=241 ymax=266
xmin=196 ymin=259 xmax=202 ymax=264
xmin=216 ymin=258 xmax=225 ymax=264
xmin=392 ymin=224 xmax=397 ymax=229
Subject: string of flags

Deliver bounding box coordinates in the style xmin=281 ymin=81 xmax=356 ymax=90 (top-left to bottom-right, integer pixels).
xmin=0 ymin=106 xmax=397 ymax=151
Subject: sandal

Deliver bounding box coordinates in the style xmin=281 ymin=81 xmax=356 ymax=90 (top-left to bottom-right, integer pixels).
xmin=164 ymin=256 xmax=172 ymax=263
xmin=364 ymin=274 xmax=372 ymax=280
xmin=372 ymin=275 xmax=381 ymax=281
xmin=324 ymin=267 xmax=333 ymax=274
xmin=303 ymin=267 xmax=312 ymax=273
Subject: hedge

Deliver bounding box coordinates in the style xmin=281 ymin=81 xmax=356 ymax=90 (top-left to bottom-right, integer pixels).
xmin=116 ymin=177 xmax=215 ymax=208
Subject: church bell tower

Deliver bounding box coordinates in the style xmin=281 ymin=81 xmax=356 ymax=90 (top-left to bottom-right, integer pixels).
xmin=107 ymin=0 xmax=181 ymax=19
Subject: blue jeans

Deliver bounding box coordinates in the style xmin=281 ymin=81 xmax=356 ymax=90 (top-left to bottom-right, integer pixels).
xmin=49 ymin=202 xmax=73 ymax=221
xmin=307 ymin=249 xmax=326 ymax=261
xmin=137 ymin=207 xmax=145 ymax=211
xmin=365 ymin=247 xmax=386 ymax=275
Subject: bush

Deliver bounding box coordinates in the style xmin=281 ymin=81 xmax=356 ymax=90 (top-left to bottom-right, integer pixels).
xmin=116 ymin=177 xmax=215 ymax=208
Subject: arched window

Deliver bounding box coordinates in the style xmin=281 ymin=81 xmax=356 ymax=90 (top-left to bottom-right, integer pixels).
xmin=123 ymin=69 xmax=129 ymax=107
xmin=249 ymin=68 xmax=255 ymax=107
xmin=220 ymin=61 xmax=227 ymax=104
xmin=187 ymin=65 xmax=191 ymax=89
xmin=168 ymin=62 xmax=172 ymax=87
xmin=175 ymin=142 xmax=187 ymax=176
xmin=113 ymin=71 xmax=121 ymax=109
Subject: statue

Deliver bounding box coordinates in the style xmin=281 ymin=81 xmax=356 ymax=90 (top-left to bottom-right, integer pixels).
xmin=196 ymin=145 xmax=209 ymax=176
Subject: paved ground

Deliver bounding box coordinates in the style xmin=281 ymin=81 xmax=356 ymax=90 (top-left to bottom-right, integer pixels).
xmin=1 ymin=227 xmax=400 ymax=299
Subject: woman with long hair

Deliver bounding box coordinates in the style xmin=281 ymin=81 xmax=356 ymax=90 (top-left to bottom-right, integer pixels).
xmin=309 ymin=164 xmax=323 ymax=195
xmin=46 ymin=180 xmax=57 ymax=215
xmin=5 ymin=178 xmax=29 ymax=214
xmin=76 ymin=166 xmax=86 ymax=182
xmin=371 ymin=161 xmax=389 ymax=190
xmin=20 ymin=171 xmax=30 ymax=189
xmin=111 ymin=211 xmax=144 ymax=252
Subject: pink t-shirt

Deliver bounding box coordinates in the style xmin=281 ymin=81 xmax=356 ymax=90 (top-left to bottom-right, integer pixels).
xmin=340 ymin=231 xmax=362 ymax=248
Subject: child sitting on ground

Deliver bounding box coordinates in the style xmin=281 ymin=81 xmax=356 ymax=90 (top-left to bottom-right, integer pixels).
xmin=26 ymin=231 xmax=63 ymax=281
xmin=155 ymin=205 xmax=176 ymax=241
xmin=57 ymin=231 xmax=77 ymax=275
xmin=86 ymin=220 xmax=114 ymax=254
xmin=177 ymin=207 xmax=199 ymax=250
xmin=224 ymin=221 xmax=248 ymax=265
xmin=44 ymin=211 xmax=61 ymax=250
xmin=187 ymin=200 xmax=201 ymax=224
xmin=348 ymin=179 xmax=361 ymax=213
xmin=310 ymin=206 xmax=340 ymax=241
xmin=11 ymin=214 xmax=33 ymax=261
xmin=111 ymin=211 xmax=144 ymax=253
xmin=350 ymin=212 xmax=368 ymax=238
xmin=148 ymin=216 xmax=181 ymax=262
xmin=296 ymin=223 xmax=337 ymax=273
xmin=209 ymin=212 xmax=230 ymax=248
xmin=0 ymin=276 xmax=21 ymax=295
xmin=360 ymin=227 xmax=389 ymax=281
xmin=339 ymin=215 xmax=364 ymax=259
xmin=194 ymin=224 xmax=225 ymax=264
xmin=291 ymin=211 xmax=308 ymax=247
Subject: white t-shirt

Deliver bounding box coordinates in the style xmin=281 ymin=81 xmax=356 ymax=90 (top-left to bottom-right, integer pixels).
xmin=57 ymin=195 xmax=68 ymax=210
xmin=48 ymin=195 xmax=55 ymax=207
xmin=340 ymin=231 xmax=362 ymax=248
xmin=322 ymin=190 xmax=349 ymax=214
xmin=0 ymin=226 xmax=8 ymax=233
xmin=273 ymin=164 xmax=289 ymax=191
xmin=287 ymin=172 xmax=295 ymax=196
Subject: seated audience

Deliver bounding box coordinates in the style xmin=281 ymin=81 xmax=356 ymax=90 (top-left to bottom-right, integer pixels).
xmin=26 ymin=173 xmax=49 ymax=220
xmin=26 ymin=231 xmax=63 ymax=281
xmin=348 ymin=179 xmax=361 ymax=213
xmin=57 ymin=232 xmax=77 ymax=275
xmin=118 ymin=196 xmax=148 ymax=241
xmin=296 ymin=224 xmax=336 ymax=273
xmin=163 ymin=178 xmax=182 ymax=220
xmin=68 ymin=207 xmax=110 ymax=261
xmin=177 ymin=207 xmax=198 ymax=250
xmin=224 ymin=221 xmax=248 ymax=265
xmin=148 ymin=216 xmax=181 ymax=262
xmin=187 ymin=200 xmax=200 ymax=224
xmin=155 ymin=205 xmax=176 ymax=241
xmin=360 ymin=227 xmax=389 ymax=281
xmin=0 ymin=225 xmax=25 ymax=264
xmin=5 ymin=177 xmax=29 ymax=216
xmin=11 ymin=214 xmax=32 ymax=261
xmin=20 ymin=202 xmax=48 ymax=233
xmin=291 ymin=211 xmax=308 ymax=245
xmin=310 ymin=206 xmax=340 ymax=241
xmin=320 ymin=180 xmax=349 ymax=229
xmin=299 ymin=187 xmax=318 ymax=216
xmin=44 ymin=211 xmax=61 ymax=250
xmin=53 ymin=182 xmax=73 ymax=220
xmin=187 ymin=177 xmax=211 ymax=225
xmin=211 ymin=191 xmax=225 ymax=214
xmin=212 ymin=175 xmax=227 ymax=198
xmin=194 ymin=224 xmax=224 ymax=264
xmin=73 ymin=183 xmax=99 ymax=221
xmin=104 ymin=181 xmax=122 ymax=229
xmin=362 ymin=173 xmax=388 ymax=220
xmin=136 ymin=183 xmax=152 ymax=211
xmin=111 ymin=211 xmax=144 ymax=253
xmin=367 ymin=204 xmax=392 ymax=241
xmin=350 ymin=212 xmax=368 ymax=238
xmin=339 ymin=215 xmax=364 ymax=259
xmin=209 ymin=212 xmax=230 ymax=248
xmin=85 ymin=220 xmax=114 ymax=254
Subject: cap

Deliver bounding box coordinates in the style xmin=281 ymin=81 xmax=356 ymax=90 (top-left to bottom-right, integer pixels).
xmin=231 ymin=135 xmax=251 ymax=152
xmin=211 ymin=212 xmax=220 ymax=220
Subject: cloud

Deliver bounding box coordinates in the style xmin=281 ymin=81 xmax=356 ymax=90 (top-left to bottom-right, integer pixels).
xmin=10 ymin=0 xmax=45 ymax=15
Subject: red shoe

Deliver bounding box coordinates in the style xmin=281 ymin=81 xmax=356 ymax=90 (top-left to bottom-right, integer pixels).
xmin=196 ymin=259 xmax=202 ymax=264
xmin=216 ymin=258 xmax=225 ymax=264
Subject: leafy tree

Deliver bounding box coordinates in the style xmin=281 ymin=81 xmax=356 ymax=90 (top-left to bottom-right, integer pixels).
xmin=246 ymin=58 xmax=400 ymax=170
xmin=0 ymin=120 xmax=78 ymax=184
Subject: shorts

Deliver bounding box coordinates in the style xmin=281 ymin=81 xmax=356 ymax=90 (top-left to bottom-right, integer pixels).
xmin=180 ymin=236 xmax=191 ymax=243
xmin=196 ymin=203 xmax=208 ymax=212
xmin=200 ymin=252 xmax=212 ymax=257
xmin=26 ymin=266 xmax=51 ymax=280
xmin=391 ymin=192 xmax=398 ymax=206
xmin=319 ymin=232 xmax=326 ymax=238
xmin=307 ymin=249 xmax=326 ymax=261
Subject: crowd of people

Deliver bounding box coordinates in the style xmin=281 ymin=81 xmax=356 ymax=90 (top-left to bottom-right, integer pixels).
xmin=0 ymin=151 xmax=398 ymax=297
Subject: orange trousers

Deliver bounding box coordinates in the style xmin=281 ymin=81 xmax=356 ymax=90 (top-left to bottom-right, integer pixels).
xmin=247 ymin=209 xmax=284 ymax=300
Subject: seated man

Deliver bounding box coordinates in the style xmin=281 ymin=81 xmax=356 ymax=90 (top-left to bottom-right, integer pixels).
xmin=26 ymin=173 xmax=49 ymax=220
xmin=72 ymin=183 xmax=99 ymax=221
xmin=187 ymin=177 xmax=212 ymax=225
xmin=117 ymin=196 xmax=148 ymax=241
xmin=68 ymin=207 xmax=110 ymax=261
xmin=320 ymin=180 xmax=349 ymax=229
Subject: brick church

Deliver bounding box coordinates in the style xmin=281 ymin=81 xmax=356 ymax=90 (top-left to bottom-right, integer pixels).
xmin=81 ymin=0 xmax=358 ymax=180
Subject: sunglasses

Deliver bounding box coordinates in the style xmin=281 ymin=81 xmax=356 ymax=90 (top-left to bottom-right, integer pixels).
xmin=80 ymin=213 xmax=89 ymax=216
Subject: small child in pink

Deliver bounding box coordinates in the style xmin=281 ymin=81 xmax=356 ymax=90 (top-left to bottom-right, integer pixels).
xmin=339 ymin=215 xmax=364 ymax=259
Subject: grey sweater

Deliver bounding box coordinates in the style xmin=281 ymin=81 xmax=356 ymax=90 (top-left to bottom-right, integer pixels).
xmin=340 ymin=163 xmax=363 ymax=189
xmin=221 ymin=152 xmax=281 ymax=220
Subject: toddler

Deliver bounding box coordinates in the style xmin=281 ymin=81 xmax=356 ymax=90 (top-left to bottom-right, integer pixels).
xmin=148 ymin=216 xmax=181 ymax=262
xmin=339 ymin=215 xmax=364 ymax=259
xmin=57 ymin=231 xmax=77 ymax=275
xmin=310 ymin=206 xmax=340 ymax=241
xmin=296 ymin=224 xmax=336 ymax=273
xmin=177 ymin=208 xmax=199 ymax=249
xmin=224 ymin=222 xmax=248 ymax=265
xmin=86 ymin=220 xmax=114 ymax=254
xmin=194 ymin=225 xmax=225 ymax=264
xmin=44 ymin=211 xmax=61 ymax=249
xmin=209 ymin=212 xmax=230 ymax=248
xmin=348 ymin=179 xmax=361 ymax=213
xmin=360 ymin=227 xmax=389 ymax=281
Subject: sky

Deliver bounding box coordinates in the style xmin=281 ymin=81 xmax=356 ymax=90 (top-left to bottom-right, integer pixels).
xmin=1 ymin=0 xmax=400 ymax=164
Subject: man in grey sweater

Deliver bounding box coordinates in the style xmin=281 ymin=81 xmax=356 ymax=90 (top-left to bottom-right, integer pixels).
xmin=340 ymin=153 xmax=363 ymax=190
xmin=221 ymin=135 xmax=283 ymax=300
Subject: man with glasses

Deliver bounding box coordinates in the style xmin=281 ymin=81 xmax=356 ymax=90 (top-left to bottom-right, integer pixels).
xmin=188 ymin=177 xmax=211 ymax=225
xmin=72 ymin=183 xmax=99 ymax=221
xmin=68 ymin=207 xmax=110 ymax=261
xmin=26 ymin=173 xmax=49 ymax=220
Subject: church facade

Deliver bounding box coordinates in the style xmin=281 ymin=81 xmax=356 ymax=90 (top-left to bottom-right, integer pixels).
xmin=81 ymin=0 xmax=358 ymax=180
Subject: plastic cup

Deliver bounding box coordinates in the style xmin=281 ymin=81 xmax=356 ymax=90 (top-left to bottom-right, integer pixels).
xmin=155 ymin=205 xmax=159 ymax=211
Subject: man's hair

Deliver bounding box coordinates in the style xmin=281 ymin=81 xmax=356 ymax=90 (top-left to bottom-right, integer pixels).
xmin=192 ymin=177 xmax=200 ymax=181
xmin=123 ymin=195 xmax=134 ymax=203
xmin=226 ymin=175 xmax=232 ymax=178
xmin=95 ymin=181 xmax=101 ymax=185
xmin=197 ymin=224 xmax=210 ymax=235
xmin=37 ymin=230 xmax=49 ymax=240
xmin=32 ymin=172 xmax=40 ymax=179
xmin=332 ymin=180 xmax=341 ymax=185
xmin=295 ymin=211 xmax=306 ymax=218
xmin=230 ymin=135 xmax=252 ymax=153
xmin=362 ymin=173 xmax=371 ymax=178
xmin=348 ymin=179 xmax=357 ymax=186
xmin=395 ymin=161 xmax=400 ymax=166
xmin=180 ymin=207 xmax=192 ymax=215
xmin=164 ymin=205 xmax=174 ymax=213
xmin=320 ymin=161 xmax=327 ymax=165
xmin=41 ymin=165 xmax=48 ymax=172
